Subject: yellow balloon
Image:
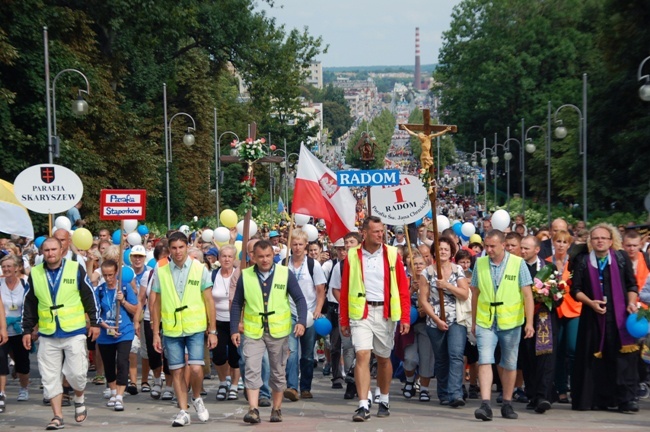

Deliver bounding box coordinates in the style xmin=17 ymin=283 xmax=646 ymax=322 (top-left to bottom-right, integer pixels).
xmin=234 ymin=240 xmax=243 ymax=254
xmin=220 ymin=209 xmax=238 ymax=228
xmin=72 ymin=228 xmax=93 ymax=251
xmin=216 ymin=240 xmax=229 ymax=248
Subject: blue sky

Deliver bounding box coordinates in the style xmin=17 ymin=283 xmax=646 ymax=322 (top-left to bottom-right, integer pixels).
xmin=258 ymin=0 xmax=463 ymax=67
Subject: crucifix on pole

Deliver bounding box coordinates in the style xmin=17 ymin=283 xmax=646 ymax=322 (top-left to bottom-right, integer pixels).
xmin=400 ymin=109 xmax=457 ymax=320
xmin=220 ymin=122 xmax=283 ymax=267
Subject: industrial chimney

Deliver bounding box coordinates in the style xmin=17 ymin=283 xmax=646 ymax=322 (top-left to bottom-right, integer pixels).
xmin=414 ymin=27 xmax=421 ymax=90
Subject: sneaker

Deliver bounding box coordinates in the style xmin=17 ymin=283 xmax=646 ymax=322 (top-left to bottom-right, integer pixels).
xmin=270 ymin=408 xmax=282 ymax=422
xmin=344 ymin=383 xmax=357 ymax=399
xmin=618 ymin=400 xmax=639 ymax=413
xmin=450 ymin=398 xmax=466 ymax=408
xmin=352 ymin=406 xmax=370 ymax=422
xmin=259 ymin=397 xmax=271 ymax=407
xmin=332 ymin=381 xmax=343 ymax=389
xmin=474 ymin=402 xmax=493 ymax=421
xmin=638 ymin=382 xmax=650 ymax=399
xmin=103 ymin=388 xmax=112 ymax=399
xmin=376 ymin=401 xmax=390 ymax=417
xmin=237 ymin=378 xmax=244 ymax=391
xmin=535 ymin=399 xmax=551 ymax=414
xmin=150 ymin=384 xmax=162 ymax=400
xmin=514 ymin=387 xmax=529 ymax=403
xmin=323 ymin=362 xmax=331 ymax=376
xmin=17 ymin=388 xmax=29 ymax=401
xmin=172 ymin=410 xmax=191 ymax=427
xmin=300 ymin=390 xmax=313 ymax=399
xmin=162 ymin=389 xmax=174 ymax=400
xmin=243 ymin=408 xmax=261 ymax=424
xmin=501 ymin=403 xmax=519 ymax=419
xmin=126 ymin=383 xmax=138 ymax=396
xmin=468 ymin=385 xmax=480 ymax=399
xmin=192 ymin=397 xmax=209 ymax=422
xmin=283 ymin=388 xmax=299 ymax=401
xmin=0 ymin=393 xmax=5 ymax=413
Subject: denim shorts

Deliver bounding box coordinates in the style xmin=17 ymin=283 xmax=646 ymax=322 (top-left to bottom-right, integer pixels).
xmin=475 ymin=325 xmax=521 ymax=370
xmin=163 ymin=332 xmax=206 ymax=370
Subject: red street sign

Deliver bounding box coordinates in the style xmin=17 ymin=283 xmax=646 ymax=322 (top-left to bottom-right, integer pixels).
xmin=99 ymin=189 xmax=147 ymax=221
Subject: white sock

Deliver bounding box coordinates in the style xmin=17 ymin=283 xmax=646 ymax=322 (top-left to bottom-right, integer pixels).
xmin=154 ymin=377 xmax=162 ymax=386
xmin=220 ymin=380 xmax=228 ymax=387
xmin=367 ymin=390 xmax=372 ymax=400
xmin=374 ymin=388 xmax=380 ymax=397
xmin=406 ymin=376 xmax=415 ymax=384
xmin=359 ymin=399 xmax=369 ymax=409
xmin=379 ymin=393 xmax=389 ymax=404
xmin=115 ymin=394 xmax=123 ymax=401
xmin=73 ymin=394 xmax=85 ymax=404
xmin=111 ymin=389 xmax=117 ymax=396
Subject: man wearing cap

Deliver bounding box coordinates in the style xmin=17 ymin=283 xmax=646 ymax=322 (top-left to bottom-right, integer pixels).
xmin=205 ymin=248 xmax=219 ymax=269
xmin=392 ymin=227 xmax=407 ymax=247
xmin=269 ymin=231 xmax=287 ymax=263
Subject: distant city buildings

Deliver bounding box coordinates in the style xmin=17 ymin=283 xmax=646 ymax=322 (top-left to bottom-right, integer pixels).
xmin=305 ymin=61 xmax=323 ymax=89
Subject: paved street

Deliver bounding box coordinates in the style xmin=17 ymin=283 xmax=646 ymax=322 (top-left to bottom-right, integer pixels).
xmin=1 ymin=359 xmax=649 ymax=431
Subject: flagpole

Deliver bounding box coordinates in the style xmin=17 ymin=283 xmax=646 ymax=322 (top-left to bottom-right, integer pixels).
xmin=285 ymin=214 xmax=295 ymax=264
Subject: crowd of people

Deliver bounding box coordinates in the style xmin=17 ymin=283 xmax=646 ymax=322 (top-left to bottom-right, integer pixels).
xmin=0 ymin=203 xmax=649 ymax=428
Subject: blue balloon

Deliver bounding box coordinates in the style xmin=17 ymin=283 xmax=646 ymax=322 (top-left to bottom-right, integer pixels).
xmin=121 ymin=266 xmax=135 ymax=284
xmin=460 ymin=234 xmax=470 ymax=242
xmin=123 ymin=248 xmax=131 ymax=264
xmin=410 ymin=306 xmax=419 ymax=325
xmin=236 ymin=233 xmax=243 ymax=241
xmin=112 ymin=229 xmax=122 ymax=245
xmin=147 ymin=258 xmax=156 ymax=269
xmin=626 ymin=314 xmax=649 ymax=339
xmin=453 ymin=223 xmax=463 ymax=236
xmin=137 ymin=225 xmax=149 ymax=236
xmin=34 ymin=236 xmax=47 ymax=249
xmin=314 ymin=317 xmax=333 ymax=336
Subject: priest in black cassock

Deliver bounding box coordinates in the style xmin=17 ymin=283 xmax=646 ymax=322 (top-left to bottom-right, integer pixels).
xmin=570 ymin=224 xmax=640 ymax=413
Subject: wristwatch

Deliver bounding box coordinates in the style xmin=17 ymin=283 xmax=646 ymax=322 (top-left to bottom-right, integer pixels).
xmin=208 ymin=330 xmax=217 ymax=335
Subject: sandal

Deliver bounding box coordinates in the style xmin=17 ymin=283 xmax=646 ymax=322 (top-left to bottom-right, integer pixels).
xmin=419 ymin=389 xmax=431 ymax=402
xmin=74 ymin=401 xmax=87 ymax=423
xmin=107 ymin=396 xmax=116 ymax=407
xmin=216 ymin=384 xmax=228 ymax=401
xmin=92 ymin=375 xmax=105 ymax=385
xmin=227 ymin=388 xmax=238 ymax=400
xmin=46 ymin=416 xmax=64 ymax=430
xmin=402 ymin=382 xmax=415 ymax=399
xmin=141 ymin=382 xmax=151 ymax=393
xmin=114 ymin=399 xmax=124 ymax=411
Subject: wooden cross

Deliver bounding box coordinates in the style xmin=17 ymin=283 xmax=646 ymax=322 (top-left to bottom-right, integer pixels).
xmin=220 ymin=122 xmax=283 ymax=267
xmin=399 ymin=109 xmax=457 ymax=321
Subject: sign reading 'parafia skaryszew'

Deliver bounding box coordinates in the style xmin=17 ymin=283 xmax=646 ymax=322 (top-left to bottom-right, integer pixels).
xmin=13 ymin=164 xmax=83 ymax=214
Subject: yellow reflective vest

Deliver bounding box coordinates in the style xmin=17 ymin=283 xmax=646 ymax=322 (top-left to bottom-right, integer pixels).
xmin=347 ymin=245 xmax=401 ymax=321
xmin=242 ymin=265 xmax=291 ymax=339
xmin=31 ymin=261 xmax=86 ymax=335
xmin=475 ymin=254 xmax=524 ymax=330
xmin=159 ymin=259 xmax=207 ymax=337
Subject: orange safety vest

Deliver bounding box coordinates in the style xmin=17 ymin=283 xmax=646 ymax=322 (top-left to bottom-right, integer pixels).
xmin=547 ymin=257 xmax=581 ymax=319
xmin=634 ymin=251 xmax=650 ymax=293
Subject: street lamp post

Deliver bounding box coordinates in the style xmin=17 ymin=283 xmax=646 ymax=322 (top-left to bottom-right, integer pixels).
xmin=637 ymin=56 xmax=650 ymax=101
xmin=44 ymin=26 xmax=91 ymax=164
xmin=490 ymin=134 xmax=511 ymax=209
xmin=163 ymin=83 xmax=196 ymax=230
xmin=520 ymin=119 xmax=546 ymax=212
xmin=552 ymin=73 xmax=588 ymax=222
xmin=471 ymin=139 xmax=489 ymax=214
xmin=214 ymin=108 xmax=240 ymax=222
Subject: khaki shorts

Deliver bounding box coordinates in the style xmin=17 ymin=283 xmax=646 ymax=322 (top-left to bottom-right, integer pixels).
xmin=350 ymin=304 xmax=396 ymax=358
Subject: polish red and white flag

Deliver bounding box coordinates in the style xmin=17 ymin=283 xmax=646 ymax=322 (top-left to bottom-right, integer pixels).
xmin=292 ymin=143 xmax=356 ymax=241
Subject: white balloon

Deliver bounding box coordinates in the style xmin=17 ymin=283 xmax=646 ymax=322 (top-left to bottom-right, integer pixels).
xmin=294 ymin=213 xmax=310 ymax=226
xmin=305 ymin=311 xmax=314 ymax=328
xmin=201 ymin=229 xmax=214 ymax=243
xmin=236 ymin=220 xmax=258 ymax=237
xmin=179 ymin=225 xmax=190 ymax=235
xmin=436 ymin=215 xmax=451 ymax=233
xmin=491 ymin=209 xmax=511 ymax=231
xmin=123 ymin=219 xmax=138 ymax=234
xmin=302 ymin=223 xmax=319 ymax=242
xmin=127 ymin=231 xmax=142 ymax=246
xmin=213 ymin=227 xmax=231 ymax=243
xmin=461 ymin=222 xmax=476 ymax=237
xmin=51 ymin=227 xmax=58 ymax=234
xmin=54 ymin=216 xmax=71 ymax=231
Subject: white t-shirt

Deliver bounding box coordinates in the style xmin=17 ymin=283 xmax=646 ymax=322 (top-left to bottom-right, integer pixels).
xmin=211 ymin=268 xmax=234 ymax=322
xmin=288 ymin=256 xmax=327 ymax=316
xmin=1 ymin=278 xmax=26 ymax=337
xmin=327 ymin=261 xmax=342 ymax=303
xmin=141 ymin=268 xmax=153 ymax=321
xmin=361 ymin=246 xmax=385 ymax=301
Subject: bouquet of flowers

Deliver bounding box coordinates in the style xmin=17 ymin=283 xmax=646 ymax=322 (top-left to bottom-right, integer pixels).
xmin=532 ymin=264 xmax=568 ymax=310
xmin=231 ymin=137 xmax=267 ymax=163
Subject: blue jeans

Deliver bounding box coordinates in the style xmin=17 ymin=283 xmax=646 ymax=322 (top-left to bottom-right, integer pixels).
xmin=475 ymin=325 xmax=521 ymax=370
xmin=555 ymin=316 xmax=579 ymax=394
xmin=238 ymin=334 xmax=271 ymax=399
xmin=286 ymin=316 xmax=316 ymax=392
xmin=163 ymin=332 xmax=205 ymax=370
xmin=426 ymin=322 xmax=467 ymax=402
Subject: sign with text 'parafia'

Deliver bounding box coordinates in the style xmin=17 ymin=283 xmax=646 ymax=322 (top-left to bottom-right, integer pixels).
xmin=13 ymin=164 xmax=83 ymax=214
xmin=100 ymin=189 xmax=147 ymax=220
xmin=369 ymin=174 xmax=429 ymax=225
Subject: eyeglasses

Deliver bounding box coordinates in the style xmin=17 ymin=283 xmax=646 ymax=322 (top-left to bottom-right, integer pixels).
xmin=591 ymin=237 xmax=612 ymax=241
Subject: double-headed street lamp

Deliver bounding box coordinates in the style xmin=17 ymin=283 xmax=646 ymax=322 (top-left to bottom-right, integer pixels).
xmin=213 ymin=108 xmax=239 ymax=221
xmin=44 ymin=26 xmax=91 ymax=164
xmin=470 ymin=138 xmax=489 ymax=212
xmin=163 ymin=83 xmax=196 ymax=230
xmin=638 ymin=56 xmax=650 ymax=101
xmin=501 ymin=121 xmax=540 ymax=212
xmin=552 ymin=73 xmax=588 ymax=223
xmin=490 ymin=136 xmax=511 ymax=209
